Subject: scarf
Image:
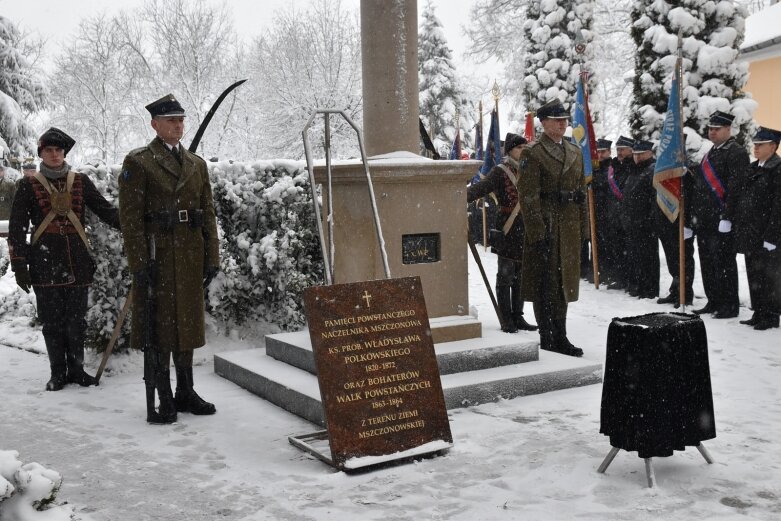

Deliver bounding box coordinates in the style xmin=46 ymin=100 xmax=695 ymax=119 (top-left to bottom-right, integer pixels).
xmin=39 ymin=161 xmax=70 ymax=180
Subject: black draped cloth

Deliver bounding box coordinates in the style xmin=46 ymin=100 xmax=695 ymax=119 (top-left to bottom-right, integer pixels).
xmin=600 ymin=312 xmax=716 ymax=458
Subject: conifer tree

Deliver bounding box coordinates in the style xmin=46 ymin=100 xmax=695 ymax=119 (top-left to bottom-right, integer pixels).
xmin=521 ymin=0 xmax=595 ymax=113
xmin=630 ymin=0 xmax=754 ymax=148
xmin=418 ymin=0 xmax=473 ymax=154
xmin=0 ymin=16 xmax=47 ymax=158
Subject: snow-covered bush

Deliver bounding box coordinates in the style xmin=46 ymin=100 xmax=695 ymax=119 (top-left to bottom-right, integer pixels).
xmin=207 ymin=160 xmax=324 ymax=333
xmin=0 ymin=450 xmax=77 ymax=520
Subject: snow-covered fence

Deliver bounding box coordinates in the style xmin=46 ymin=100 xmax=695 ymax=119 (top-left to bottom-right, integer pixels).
xmin=0 ymin=160 xmax=324 ymax=351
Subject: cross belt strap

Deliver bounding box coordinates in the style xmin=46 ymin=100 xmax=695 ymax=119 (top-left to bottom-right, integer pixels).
xmin=497 ymin=164 xmax=522 ymax=236
xmin=31 ymin=171 xmax=90 ymax=248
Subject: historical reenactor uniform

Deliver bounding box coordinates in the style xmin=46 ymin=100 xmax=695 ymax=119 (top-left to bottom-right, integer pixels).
xmin=621 ymin=140 xmax=659 ymax=299
xmin=517 ymin=100 xmax=588 ymax=357
xmin=733 ymin=127 xmax=781 ymax=330
xmin=1 ymin=164 xmax=17 ymax=222
xmin=468 ymin=133 xmax=538 ymax=333
xmin=8 ymin=128 xmax=120 ymax=391
xmin=119 ymin=94 xmax=220 ymax=424
xmin=604 ymin=136 xmax=635 ymax=290
xmin=690 ymin=111 xmax=748 ymax=318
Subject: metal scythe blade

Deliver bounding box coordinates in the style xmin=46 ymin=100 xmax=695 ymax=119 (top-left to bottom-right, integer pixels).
xmin=188 ymin=78 xmax=248 ymax=153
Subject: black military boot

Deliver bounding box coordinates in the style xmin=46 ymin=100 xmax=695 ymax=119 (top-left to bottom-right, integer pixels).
xmin=65 ymin=346 xmax=98 ymax=387
xmin=43 ymin=336 xmax=67 ymax=391
xmin=511 ymin=286 xmax=538 ymax=331
xmin=753 ymin=313 xmax=780 ymax=331
xmin=740 ymin=312 xmax=759 ymax=326
xmin=497 ymin=286 xmax=518 ymax=333
xmin=550 ymin=319 xmax=584 ymax=357
xmin=656 ymin=293 xmax=676 ymax=305
xmin=175 ymin=366 xmax=216 ymax=415
xmin=147 ymin=369 xmax=177 ymax=424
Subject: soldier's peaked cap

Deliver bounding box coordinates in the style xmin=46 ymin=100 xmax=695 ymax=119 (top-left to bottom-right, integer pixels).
xmin=707 ymin=110 xmax=734 ymax=127
xmin=37 ymin=127 xmax=75 ymax=157
xmin=615 ymin=135 xmax=634 ymax=148
xmin=146 ymin=93 xmax=186 ymax=118
xmin=632 ymin=140 xmax=654 ymax=153
xmin=537 ymin=99 xmax=569 ymax=120
xmin=596 ymin=138 xmax=612 ymax=150
xmin=753 ymin=126 xmax=781 ymax=144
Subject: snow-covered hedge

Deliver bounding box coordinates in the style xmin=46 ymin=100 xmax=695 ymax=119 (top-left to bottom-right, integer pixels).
xmin=0 ymin=160 xmax=324 ymax=351
xmin=0 ymin=449 xmax=77 ymax=520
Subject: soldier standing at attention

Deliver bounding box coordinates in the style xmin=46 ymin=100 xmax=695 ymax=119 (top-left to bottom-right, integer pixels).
xmin=733 ymin=127 xmax=781 ymax=330
xmin=690 ymin=111 xmax=748 ymax=318
xmin=467 ymin=133 xmax=538 ymax=333
xmin=8 ymin=128 xmax=120 ymax=391
xmin=119 ymin=94 xmax=220 ymax=424
xmin=517 ymin=99 xmax=588 ymax=357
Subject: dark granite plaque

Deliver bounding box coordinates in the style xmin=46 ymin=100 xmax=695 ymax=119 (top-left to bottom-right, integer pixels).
xmin=304 ymin=276 xmax=453 ymax=470
xmin=401 ymin=233 xmax=440 ymax=264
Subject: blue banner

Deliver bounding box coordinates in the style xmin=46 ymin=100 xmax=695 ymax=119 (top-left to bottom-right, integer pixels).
xmin=653 ymin=56 xmax=686 ymax=222
xmin=572 ymin=78 xmax=593 ymax=183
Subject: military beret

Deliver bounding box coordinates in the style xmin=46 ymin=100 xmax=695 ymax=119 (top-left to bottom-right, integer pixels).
xmin=504 ymin=133 xmax=527 ymax=154
xmin=632 ymin=140 xmax=655 ymax=153
xmin=707 ymin=110 xmax=734 ymax=128
xmin=537 ymin=99 xmax=569 ymax=120
xmin=37 ymin=127 xmax=75 ymax=157
xmin=596 ymin=138 xmax=612 ymax=150
xmin=753 ymin=126 xmax=781 ymax=144
xmin=615 ymin=135 xmax=634 ymax=148
xmin=146 ymin=93 xmax=186 ymax=118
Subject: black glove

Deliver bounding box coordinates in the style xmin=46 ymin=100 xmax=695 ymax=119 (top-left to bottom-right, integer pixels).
xmin=12 ymin=260 xmax=31 ymax=293
xmin=133 ymin=266 xmax=156 ymax=288
xmin=203 ymin=266 xmax=219 ymax=288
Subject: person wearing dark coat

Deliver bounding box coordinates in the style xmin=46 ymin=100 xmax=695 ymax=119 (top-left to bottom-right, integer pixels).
xmin=8 ymin=128 xmax=120 ymax=391
xmin=604 ymin=136 xmax=635 ymax=290
xmin=517 ymin=100 xmax=588 ymax=357
xmin=589 ymin=138 xmax=613 ymax=284
xmin=733 ymin=127 xmax=781 ymax=330
xmin=621 ymin=140 xmax=659 ymax=299
xmin=467 ymin=133 xmax=538 ymax=333
xmin=119 ymin=93 xmax=220 ymax=424
xmin=690 ymin=111 xmax=748 ymax=318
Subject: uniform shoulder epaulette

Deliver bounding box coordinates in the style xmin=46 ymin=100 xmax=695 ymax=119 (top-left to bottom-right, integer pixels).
xmin=563 ymin=139 xmax=580 ymax=152
xmin=126 ymin=146 xmax=149 ymax=157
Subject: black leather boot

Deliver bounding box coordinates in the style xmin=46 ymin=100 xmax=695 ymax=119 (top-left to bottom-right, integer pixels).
xmin=740 ymin=312 xmax=759 ymax=326
xmin=550 ymin=319 xmax=584 ymax=357
xmin=175 ymin=366 xmax=216 ymax=415
xmin=43 ymin=337 xmax=67 ymax=391
xmin=511 ymin=286 xmax=538 ymax=331
xmin=496 ymin=286 xmax=518 ymax=333
xmin=147 ymin=369 xmax=177 ymax=424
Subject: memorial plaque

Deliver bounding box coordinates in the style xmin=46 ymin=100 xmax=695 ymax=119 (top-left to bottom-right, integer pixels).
xmin=401 ymin=233 xmax=440 ymax=264
xmin=304 ymin=276 xmax=453 ymax=470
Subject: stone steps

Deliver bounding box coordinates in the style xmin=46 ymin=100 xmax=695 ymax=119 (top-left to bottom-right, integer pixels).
xmin=214 ymin=333 xmax=602 ymax=426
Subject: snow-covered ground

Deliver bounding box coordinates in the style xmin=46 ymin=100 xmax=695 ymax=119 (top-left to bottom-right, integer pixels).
xmin=1 ymin=245 xmax=780 ymax=521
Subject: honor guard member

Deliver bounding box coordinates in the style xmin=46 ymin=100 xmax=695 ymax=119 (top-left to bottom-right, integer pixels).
xmin=517 ymin=100 xmax=588 ymax=357
xmin=468 ymin=133 xmax=538 ymax=333
xmin=690 ymin=111 xmax=748 ymax=318
xmin=0 ymin=162 xmax=16 ymax=223
xmin=588 ymin=138 xmax=613 ymax=284
xmin=8 ymin=128 xmax=120 ymax=391
xmin=119 ymin=93 xmax=220 ymax=424
xmin=622 ymin=140 xmax=660 ymax=299
xmin=605 ymin=136 xmax=635 ymax=290
xmin=733 ymin=127 xmax=781 ymax=330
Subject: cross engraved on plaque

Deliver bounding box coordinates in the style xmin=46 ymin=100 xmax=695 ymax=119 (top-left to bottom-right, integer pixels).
xmin=362 ymin=290 xmax=372 ymax=307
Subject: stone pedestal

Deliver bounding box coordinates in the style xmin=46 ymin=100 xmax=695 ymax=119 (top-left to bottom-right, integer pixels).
xmin=315 ymin=152 xmax=481 ymax=340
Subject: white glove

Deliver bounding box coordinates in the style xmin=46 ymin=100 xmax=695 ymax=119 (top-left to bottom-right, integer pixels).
xmin=718 ymin=220 xmax=732 ymax=233
xmin=764 ymin=241 xmax=777 ymax=251
xmin=683 ymin=227 xmax=693 ymax=240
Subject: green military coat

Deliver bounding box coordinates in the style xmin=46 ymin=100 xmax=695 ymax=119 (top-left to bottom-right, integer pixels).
xmin=516 ymin=133 xmax=588 ymax=303
xmin=119 ymin=138 xmax=219 ymax=352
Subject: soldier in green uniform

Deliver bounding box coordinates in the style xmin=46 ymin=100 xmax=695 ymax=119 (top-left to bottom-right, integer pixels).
xmin=517 ymin=100 xmax=589 ymax=357
xmin=119 ymin=94 xmax=220 ymax=424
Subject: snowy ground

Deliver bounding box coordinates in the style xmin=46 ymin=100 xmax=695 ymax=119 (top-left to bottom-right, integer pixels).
xmin=1 ymin=245 xmax=780 ymax=521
